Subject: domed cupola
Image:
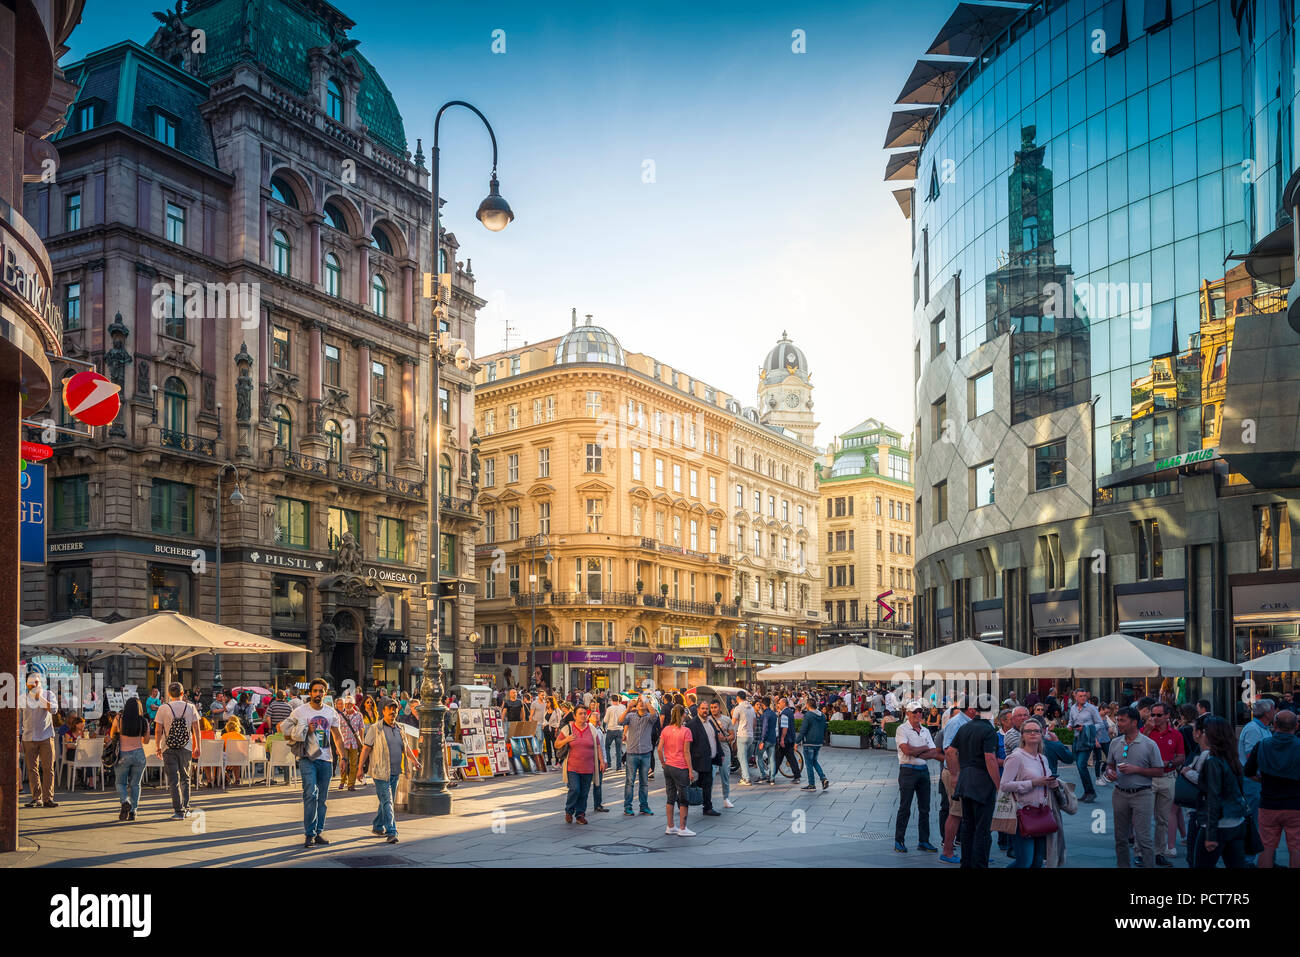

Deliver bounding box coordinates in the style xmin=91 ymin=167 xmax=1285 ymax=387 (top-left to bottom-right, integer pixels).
xmin=762 ymin=331 xmax=810 ymax=385
xmin=555 ymin=308 xmax=625 ymax=366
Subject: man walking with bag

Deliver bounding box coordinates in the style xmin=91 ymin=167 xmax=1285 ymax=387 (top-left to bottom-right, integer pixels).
xmin=359 ymin=698 xmax=416 ymax=843
xmin=279 ymin=678 xmax=343 ymax=848
xmin=154 ymin=682 xmax=200 ymax=819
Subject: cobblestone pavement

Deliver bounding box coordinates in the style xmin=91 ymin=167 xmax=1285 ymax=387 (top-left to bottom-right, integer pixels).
xmin=7 ymin=746 xmax=1258 ymax=868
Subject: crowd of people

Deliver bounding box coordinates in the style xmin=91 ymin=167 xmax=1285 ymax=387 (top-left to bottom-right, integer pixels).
xmin=20 ymin=669 xmax=1299 ymax=866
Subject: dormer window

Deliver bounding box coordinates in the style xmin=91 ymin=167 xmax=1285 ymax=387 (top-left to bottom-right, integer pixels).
xmin=326 ymin=79 xmax=344 ymax=122
xmin=76 ymin=102 xmax=98 ymax=132
xmin=153 ymin=110 xmax=177 ymax=148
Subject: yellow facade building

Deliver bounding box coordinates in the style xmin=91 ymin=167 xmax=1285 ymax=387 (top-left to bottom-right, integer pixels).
xmin=816 ymin=418 xmax=916 ymax=657
xmin=472 ymin=316 xmax=820 ymax=692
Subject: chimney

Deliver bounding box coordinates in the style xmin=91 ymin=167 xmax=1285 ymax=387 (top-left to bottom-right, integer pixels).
xmin=571 ymin=307 xmax=577 ymax=329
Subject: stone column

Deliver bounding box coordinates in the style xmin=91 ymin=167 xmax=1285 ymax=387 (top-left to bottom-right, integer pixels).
xmin=402 ymin=264 xmax=415 ymax=325
xmin=299 ymin=320 xmax=326 ymax=457
xmin=400 ymin=354 xmax=416 ymax=464
xmin=356 ymin=240 xmax=370 ymax=309
xmin=133 ymin=263 xmax=156 ymax=411
xmin=308 ymin=213 xmax=323 ymax=285
xmin=352 ymin=338 xmax=372 ymax=463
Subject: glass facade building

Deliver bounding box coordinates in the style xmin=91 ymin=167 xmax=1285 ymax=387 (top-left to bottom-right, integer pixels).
xmin=895 ymin=0 xmax=1300 ymax=710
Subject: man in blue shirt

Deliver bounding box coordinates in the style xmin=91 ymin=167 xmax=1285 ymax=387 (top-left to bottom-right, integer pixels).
xmin=1238 ymin=699 xmax=1275 ymax=865
xmin=755 ymin=698 xmax=778 ymax=783
xmin=773 ymin=697 xmax=799 ymax=785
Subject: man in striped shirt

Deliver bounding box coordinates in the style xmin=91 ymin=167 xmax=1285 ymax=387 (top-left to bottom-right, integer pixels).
xmin=265 ymin=690 xmax=293 ymax=732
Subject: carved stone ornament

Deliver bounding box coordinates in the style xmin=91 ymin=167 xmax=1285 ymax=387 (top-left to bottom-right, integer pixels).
xmin=269 ymin=369 xmax=302 ymax=400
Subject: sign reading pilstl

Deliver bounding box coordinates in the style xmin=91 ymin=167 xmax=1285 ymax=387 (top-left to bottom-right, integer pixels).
xmin=1155 ymin=447 xmax=1216 ymax=471
xmin=677 ymin=634 xmax=711 ymax=649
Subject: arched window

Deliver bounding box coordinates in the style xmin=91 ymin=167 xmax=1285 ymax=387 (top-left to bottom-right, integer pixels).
xmin=439 ymin=453 xmax=452 ymax=496
xmin=323 ymin=201 xmax=347 ymax=232
xmin=324 ymin=419 xmax=342 ymax=463
xmin=371 ymin=273 xmax=387 ymax=316
xmin=163 ymin=377 xmax=187 ymax=434
xmin=273 ymin=404 xmax=292 ymax=449
xmin=323 ymin=252 xmax=341 ymax=296
xmin=326 ymin=78 xmax=343 ymax=122
xmin=372 ymin=433 xmax=389 ymax=474
xmin=273 ymin=229 xmax=291 ymax=276
xmin=269 ymin=175 xmax=299 ymax=209
xmin=370 ymin=227 xmax=392 ymax=255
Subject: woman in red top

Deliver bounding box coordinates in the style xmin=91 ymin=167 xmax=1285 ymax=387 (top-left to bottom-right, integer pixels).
xmin=556 ymin=706 xmax=605 ymax=824
xmin=657 ymin=704 xmax=697 ymax=837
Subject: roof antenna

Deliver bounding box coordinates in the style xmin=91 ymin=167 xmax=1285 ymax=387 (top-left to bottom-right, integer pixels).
xmin=571 ymin=307 xmax=577 ymax=329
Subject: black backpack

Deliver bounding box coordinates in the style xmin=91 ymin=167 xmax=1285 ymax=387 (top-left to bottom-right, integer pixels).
xmin=163 ymin=702 xmax=192 ymax=750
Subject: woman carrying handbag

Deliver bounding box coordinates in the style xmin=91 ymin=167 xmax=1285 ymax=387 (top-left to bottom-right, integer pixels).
xmin=999 ymin=717 xmax=1060 ymax=868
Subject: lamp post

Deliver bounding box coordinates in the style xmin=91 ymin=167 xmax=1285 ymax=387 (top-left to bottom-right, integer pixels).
xmin=526 ymin=533 xmax=552 ymax=691
xmin=213 ymin=463 xmax=244 ymax=695
xmin=408 ymin=100 xmax=513 ymax=817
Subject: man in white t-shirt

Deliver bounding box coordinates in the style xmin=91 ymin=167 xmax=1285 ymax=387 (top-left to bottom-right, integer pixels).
xmin=279 ymin=677 xmax=343 ymax=848
xmin=602 ymin=696 xmax=628 ymax=770
xmin=154 ymin=682 xmax=200 ymax=819
xmin=885 ymin=688 xmax=901 ymax=715
xmin=731 ymin=691 xmax=757 ymax=786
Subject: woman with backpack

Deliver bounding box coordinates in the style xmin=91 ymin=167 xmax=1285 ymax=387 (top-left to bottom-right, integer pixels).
xmin=111 ymin=697 xmax=149 ymax=821
xmin=1192 ymin=716 xmax=1250 ymax=868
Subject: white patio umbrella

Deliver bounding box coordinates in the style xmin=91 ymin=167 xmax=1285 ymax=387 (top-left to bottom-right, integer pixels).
xmin=1237 ymin=647 xmax=1300 ymax=674
xmin=20 ymin=617 xmax=109 ymax=677
xmin=756 ymin=644 xmax=902 ymax=681
xmin=860 ymin=638 xmax=1031 ymax=682
xmin=996 ymin=632 xmax=1240 ymax=679
xmin=25 ymin=612 xmax=309 ymax=689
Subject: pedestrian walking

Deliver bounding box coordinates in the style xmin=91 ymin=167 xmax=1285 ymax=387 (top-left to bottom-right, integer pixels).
xmin=1193 ymin=716 xmax=1249 ymax=868
xmin=359 ymin=698 xmax=416 ymax=844
xmin=1067 ymin=688 xmax=1104 ymax=804
xmin=589 ymin=720 xmax=611 ymax=812
xmin=771 ymin=696 xmax=800 ymax=783
xmin=999 ymin=716 xmax=1060 ymax=868
xmin=795 ymin=697 xmax=829 ymax=792
xmin=1104 ymin=705 xmax=1163 ymax=867
xmin=20 ymin=673 xmax=59 ymax=809
xmin=544 ymin=696 xmax=561 ymax=766
xmin=154 ymin=682 xmax=200 ymax=819
xmin=731 ymin=691 xmax=757 ymax=786
xmin=1142 ymin=700 xmax=1185 ymax=865
xmin=894 ymin=700 xmax=942 ymax=852
xmin=658 ymin=704 xmax=696 ymax=836
xmin=1243 ymin=707 xmax=1300 ymax=868
xmin=755 ymin=697 xmax=778 ymax=782
xmin=708 ymin=700 xmax=736 ymax=807
xmin=111 ymin=698 xmax=149 ymax=821
xmin=1237 ymin=698 xmax=1274 ymax=865
xmin=684 ymin=705 xmax=721 ymax=816
xmin=620 ymin=694 xmax=658 ymax=817
xmin=279 ymin=678 xmax=343 ymax=848
xmin=337 ymin=697 xmax=365 ymax=791
xmin=950 ymin=707 xmax=1000 ymax=869
xmin=556 ymin=705 xmax=604 ymax=824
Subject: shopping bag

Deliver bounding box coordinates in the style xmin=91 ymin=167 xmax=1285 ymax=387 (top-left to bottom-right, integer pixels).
xmin=992 ymin=789 xmax=1019 ymax=834
xmin=684 ymin=785 xmax=704 ymax=807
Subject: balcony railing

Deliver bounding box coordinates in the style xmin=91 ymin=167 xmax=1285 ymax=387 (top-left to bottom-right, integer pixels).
xmin=282 ymin=449 xmax=330 ymax=477
xmin=512 ymin=593 xmax=548 ymax=607
xmin=160 ymin=429 xmax=216 ymax=457
xmin=439 ymin=494 xmax=474 ymax=516
xmin=337 ymin=462 xmax=381 ymax=489
xmin=665 ymin=598 xmax=715 ymax=615
xmin=278 ymin=449 xmax=424 ymax=498
xmin=820 ymin=619 xmax=913 ymax=632
xmin=548 ymin=590 xmax=640 ymax=607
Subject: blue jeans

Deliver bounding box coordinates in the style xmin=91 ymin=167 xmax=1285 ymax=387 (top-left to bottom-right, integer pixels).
xmin=565 ymin=771 xmax=592 ymax=816
xmin=624 ymin=752 xmax=653 ymax=813
xmin=715 ymin=746 xmax=731 ymax=801
xmin=605 ymin=731 xmax=624 ymax=770
xmin=1073 ymin=748 xmax=1095 ymax=797
xmin=115 ymin=749 xmax=146 ymax=810
xmin=298 ymin=758 xmax=333 ymax=837
xmin=372 ymin=772 xmax=399 ymax=837
xmin=735 ymin=737 xmax=753 ymax=783
xmin=757 ymin=742 xmax=775 ymax=780
xmin=1011 ymin=830 xmax=1046 ymax=868
xmin=803 ymin=745 xmax=826 ymax=787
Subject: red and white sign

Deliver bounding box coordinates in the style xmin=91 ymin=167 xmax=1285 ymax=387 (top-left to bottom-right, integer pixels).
xmin=20 ymin=441 xmax=52 ymax=462
xmin=62 ymin=370 xmax=121 ymax=427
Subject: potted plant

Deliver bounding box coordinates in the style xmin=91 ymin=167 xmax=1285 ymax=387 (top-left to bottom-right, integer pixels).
xmin=827 ymin=719 xmax=875 ymax=749
xmin=660 ymin=584 xmax=669 ymax=596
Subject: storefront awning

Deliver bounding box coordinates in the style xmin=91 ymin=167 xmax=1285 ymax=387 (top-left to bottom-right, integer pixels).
xmin=1031 ymin=596 xmax=1079 ymax=636
xmin=1116 ymin=586 xmax=1185 ymax=632
xmin=1233 ymin=579 xmax=1300 ymax=624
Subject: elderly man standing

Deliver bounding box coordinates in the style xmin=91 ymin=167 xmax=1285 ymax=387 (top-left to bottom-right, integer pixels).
xmin=1068 ymin=688 xmax=1105 ymax=804
xmin=21 ymin=673 xmax=59 ymax=808
xmin=895 ymin=700 xmax=943 ymax=853
xmin=1238 ymin=698 xmax=1275 ymax=865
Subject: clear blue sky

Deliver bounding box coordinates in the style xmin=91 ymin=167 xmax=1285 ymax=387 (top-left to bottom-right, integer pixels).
xmin=67 ymin=0 xmax=958 ymax=446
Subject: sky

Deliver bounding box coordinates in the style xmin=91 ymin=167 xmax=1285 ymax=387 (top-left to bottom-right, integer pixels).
xmin=64 ymin=0 xmax=959 ymax=448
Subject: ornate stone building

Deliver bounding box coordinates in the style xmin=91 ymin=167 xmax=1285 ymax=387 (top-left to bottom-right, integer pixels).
xmin=472 ymin=318 xmax=820 ymax=692
xmin=21 ymin=0 xmax=484 ymax=694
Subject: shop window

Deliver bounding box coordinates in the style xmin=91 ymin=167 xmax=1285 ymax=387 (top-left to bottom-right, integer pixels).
xmin=148 ymin=563 xmax=191 ymax=613
xmin=272 ymin=576 xmax=309 ymax=625
xmin=52 ymin=565 xmax=92 ymax=617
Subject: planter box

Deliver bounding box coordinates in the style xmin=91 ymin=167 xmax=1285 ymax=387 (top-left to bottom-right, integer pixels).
xmin=830 ymin=733 xmax=869 ymax=749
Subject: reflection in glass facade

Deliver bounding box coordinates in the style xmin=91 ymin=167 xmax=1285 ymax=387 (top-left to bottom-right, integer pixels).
xmin=910 ymin=0 xmax=1282 ymax=495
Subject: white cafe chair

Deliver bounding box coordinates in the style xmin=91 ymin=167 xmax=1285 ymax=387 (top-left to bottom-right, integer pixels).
xmin=197 ymin=738 xmax=225 ymax=789
xmin=69 ymin=736 xmax=104 ymax=791
xmin=248 ymin=740 xmax=268 ymax=784
xmin=224 ymin=739 xmax=252 ymax=786
xmin=267 ymin=740 xmax=298 ymax=787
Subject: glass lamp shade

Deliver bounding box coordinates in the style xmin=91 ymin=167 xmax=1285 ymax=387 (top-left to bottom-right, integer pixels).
xmin=476 ymin=175 xmax=514 ymax=231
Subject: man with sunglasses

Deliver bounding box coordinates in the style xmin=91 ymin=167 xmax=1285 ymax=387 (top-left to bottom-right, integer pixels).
xmin=1104 ymin=705 xmax=1164 ymax=867
xmin=1142 ymin=700 xmax=1185 ymax=865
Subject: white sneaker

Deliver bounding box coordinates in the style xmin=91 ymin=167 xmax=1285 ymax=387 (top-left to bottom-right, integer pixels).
xmin=1095 ymin=775 xmax=1108 ymax=786
xmin=675 ymin=826 xmax=697 ymax=837
xmin=665 ymin=826 xmax=678 ymax=835
xmin=737 ymin=779 xmax=753 ymax=786
xmin=723 ymin=798 xmax=735 ymax=808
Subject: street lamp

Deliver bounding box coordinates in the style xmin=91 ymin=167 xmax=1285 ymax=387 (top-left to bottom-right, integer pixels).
xmin=409 ymin=100 xmax=512 ymax=817
xmin=213 ymin=463 xmax=244 ymax=695
xmin=526 ymin=533 xmax=552 ymax=691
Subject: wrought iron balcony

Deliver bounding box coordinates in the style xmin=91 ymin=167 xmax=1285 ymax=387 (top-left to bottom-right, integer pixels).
xmin=281 ymin=449 xmax=330 ymax=477
xmin=548 ymin=590 xmax=640 ymax=607
xmin=160 ymin=429 xmax=216 ymax=457
xmin=337 ymin=462 xmax=381 ymax=489
xmin=439 ymin=493 xmax=474 ymax=516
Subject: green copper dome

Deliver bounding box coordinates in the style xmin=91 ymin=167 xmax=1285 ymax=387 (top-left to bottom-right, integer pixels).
xmin=162 ymin=0 xmax=407 ymax=155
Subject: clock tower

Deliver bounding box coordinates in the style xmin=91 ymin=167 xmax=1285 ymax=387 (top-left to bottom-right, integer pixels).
xmin=758 ymin=331 xmax=818 ymax=446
